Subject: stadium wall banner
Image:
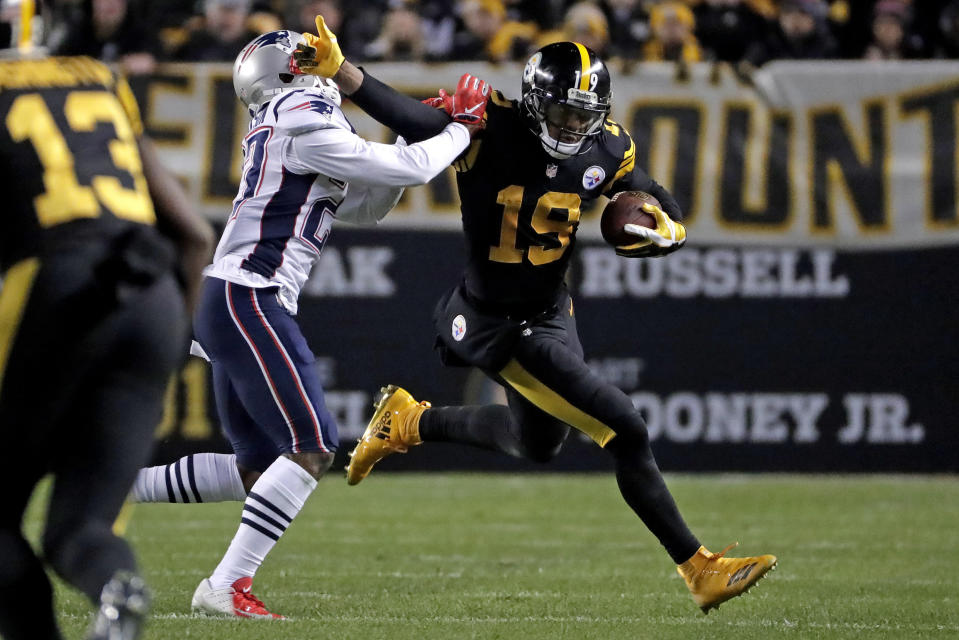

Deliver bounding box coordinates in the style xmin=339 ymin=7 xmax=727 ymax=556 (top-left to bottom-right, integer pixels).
xmin=154 ymin=229 xmax=959 ymax=473
xmin=131 ymin=60 xmax=959 ymax=248
xmin=127 ymin=61 xmax=959 ymax=472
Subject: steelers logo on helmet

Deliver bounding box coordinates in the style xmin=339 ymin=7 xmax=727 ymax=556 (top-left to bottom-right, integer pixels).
xmin=523 ymin=52 xmax=542 ymax=84
xmin=521 ymin=42 xmax=612 ymax=159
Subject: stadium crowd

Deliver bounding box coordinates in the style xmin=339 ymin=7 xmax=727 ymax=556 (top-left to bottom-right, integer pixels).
xmin=37 ymin=0 xmax=959 ymax=76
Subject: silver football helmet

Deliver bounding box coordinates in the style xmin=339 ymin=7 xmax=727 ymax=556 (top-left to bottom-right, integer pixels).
xmin=232 ymin=30 xmax=340 ymax=114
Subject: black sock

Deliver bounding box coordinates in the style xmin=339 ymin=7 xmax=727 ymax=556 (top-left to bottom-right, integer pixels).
xmin=607 ymin=436 xmax=702 ymax=564
xmin=420 ymin=405 xmax=521 ymax=455
xmin=420 ymin=404 xmax=569 ymax=463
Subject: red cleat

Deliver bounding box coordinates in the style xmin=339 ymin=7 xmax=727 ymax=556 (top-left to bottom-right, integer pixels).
xmin=191 ymin=576 xmax=284 ymax=619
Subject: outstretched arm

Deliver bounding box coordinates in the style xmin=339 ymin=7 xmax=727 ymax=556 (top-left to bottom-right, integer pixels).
xmin=337 ymin=61 xmax=452 ymax=144
xmin=292 ymin=15 xmax=473 ymax=143
xmin=285 ymin=123 xmax=471 ymax=187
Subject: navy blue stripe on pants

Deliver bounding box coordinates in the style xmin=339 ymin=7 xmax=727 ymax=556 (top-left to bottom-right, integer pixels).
xmin=194 ymin=278 xmax=338 ymax=471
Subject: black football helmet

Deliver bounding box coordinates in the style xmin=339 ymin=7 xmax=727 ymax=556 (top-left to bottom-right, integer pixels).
xmin=521 ymin=42 xmax=612 ymax=159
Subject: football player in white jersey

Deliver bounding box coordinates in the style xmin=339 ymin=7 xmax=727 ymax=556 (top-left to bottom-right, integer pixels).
xmin=131 ymin=29 xmax=490 ymax=619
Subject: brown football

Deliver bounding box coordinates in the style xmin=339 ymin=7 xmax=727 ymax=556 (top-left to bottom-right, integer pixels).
xmin=601 ymin=191 xmax=659 ymax=247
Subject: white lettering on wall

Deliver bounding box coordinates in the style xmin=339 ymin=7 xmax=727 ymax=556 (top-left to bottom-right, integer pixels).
xmin=837 ymin=393 xmax=925 ymax=443
xmin=579 ymin=248 xmax=850 ymax=299
xmin=303 ymin=246 xmax=395 ymax=297
xmin=632 ymin=392 xmax=828 ymax=443
xmin=627 ymin=391 xmax=921 ymax=444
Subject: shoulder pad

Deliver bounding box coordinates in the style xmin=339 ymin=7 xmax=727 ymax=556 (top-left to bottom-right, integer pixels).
xmin=489 ymin=90 xmax=517 ymax=110
xmin=601 ymin=120 xmax=636 ymax=185
xmin=270 ymin=88 xmax=348 ymax=136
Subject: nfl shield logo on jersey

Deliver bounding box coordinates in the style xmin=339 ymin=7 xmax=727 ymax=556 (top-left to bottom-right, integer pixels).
xmin=452 ymin=315 xmax=467 ymax=341
xmin=582 ymin=166 xmax=605 ymax=190
xmin=545 ymin=164 xmax=558 ymax=178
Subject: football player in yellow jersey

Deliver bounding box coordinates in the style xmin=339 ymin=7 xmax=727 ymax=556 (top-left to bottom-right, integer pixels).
xmin=295 ymin=16 xmax=776 ymax=614
xmin=0 ymin=5 xmax=212 ymax=639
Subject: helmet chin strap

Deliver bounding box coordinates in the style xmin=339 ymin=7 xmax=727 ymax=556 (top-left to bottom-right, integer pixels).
xmin=314 ymin=78 xmax=341 ymax=106
xmin=538 ymin=123 xmax=584 ymax=159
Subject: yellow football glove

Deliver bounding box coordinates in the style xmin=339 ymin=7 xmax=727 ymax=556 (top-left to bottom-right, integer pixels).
xmin=615 ymin=202 xmax=687 ymax=258
xmin=292 ymin=15 xmax=345 ymax=77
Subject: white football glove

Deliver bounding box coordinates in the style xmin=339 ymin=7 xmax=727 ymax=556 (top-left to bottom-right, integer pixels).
xmin=615 ymin=202 xmax=687 ymax=258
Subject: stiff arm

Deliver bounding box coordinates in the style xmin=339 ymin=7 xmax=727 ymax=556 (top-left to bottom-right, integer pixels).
xmin=335 ymin=63 xmax=452 ymax=144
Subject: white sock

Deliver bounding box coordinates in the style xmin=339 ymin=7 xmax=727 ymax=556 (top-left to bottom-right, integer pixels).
xmin=131 ymin=453 xmax=246 ymax=503
xmin=208 ymin=456 xmax=317 ymax=589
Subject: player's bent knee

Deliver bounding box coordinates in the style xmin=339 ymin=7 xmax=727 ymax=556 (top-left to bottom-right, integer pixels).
xmin=524 ymin=447 xmax=561 ymax=464
xmin=236 ymin=465 xmax=261 ymax=494
xmin=285 ymin=451 xmax=334 ymax=480
xmin=604 ymin=417 xmax=651 ymax=456
xmin=521 ymin=441 xmax=565 ymax=463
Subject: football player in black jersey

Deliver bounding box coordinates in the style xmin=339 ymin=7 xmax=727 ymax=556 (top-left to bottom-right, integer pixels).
xmin=294 ymin=16 xmax=776 ymax=613
xmin=0 ymin=6 xmax=212 ymax=639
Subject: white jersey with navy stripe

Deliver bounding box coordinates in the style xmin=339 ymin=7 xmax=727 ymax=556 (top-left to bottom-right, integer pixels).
xmin=205 ymin=86 xmax=470 ymax=314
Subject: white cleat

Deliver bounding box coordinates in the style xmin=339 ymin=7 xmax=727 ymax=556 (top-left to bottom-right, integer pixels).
xmin=191 ymin=577 xmax=283 ymax=619
xmin=191 ymin=578 xmax=234 ymax=617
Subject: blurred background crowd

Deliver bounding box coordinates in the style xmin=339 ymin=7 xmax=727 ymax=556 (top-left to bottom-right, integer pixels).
xmin=30 ymin=0 xmax=959 ymax=76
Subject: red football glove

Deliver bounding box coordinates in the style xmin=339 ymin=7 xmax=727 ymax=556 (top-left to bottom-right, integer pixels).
xmin=449 ymin=73 xmax=490 ymax=126
xmin=422 ymin=88 xmax=453 ymax=112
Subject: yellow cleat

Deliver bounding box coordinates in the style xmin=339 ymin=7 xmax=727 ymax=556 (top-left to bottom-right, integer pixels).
xmin=677 ymin=543 xmax=777 ymax=614
xmin=346 ymin=385 xmax=430 ymax=486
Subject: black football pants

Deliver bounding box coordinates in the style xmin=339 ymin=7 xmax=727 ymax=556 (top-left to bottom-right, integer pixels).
xmin=420 ymin=292 xmax=701 ymax=564
xmin=0 ymin=248 xmax=187 ymax=640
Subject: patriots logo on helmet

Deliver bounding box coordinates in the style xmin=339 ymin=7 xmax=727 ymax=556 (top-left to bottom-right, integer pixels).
xmin=240 ymin=31 xmax=294 ymax=63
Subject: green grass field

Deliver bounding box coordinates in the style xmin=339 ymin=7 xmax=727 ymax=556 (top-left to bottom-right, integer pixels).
xmin=26 ymin=473 xmax=959 ymax=639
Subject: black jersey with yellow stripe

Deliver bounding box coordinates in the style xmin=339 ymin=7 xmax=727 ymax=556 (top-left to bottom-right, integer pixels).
xmin=454 ymin=90 xmax=661 ymax=315
xmin=0 ymin=56 xmax=156 ymax=272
